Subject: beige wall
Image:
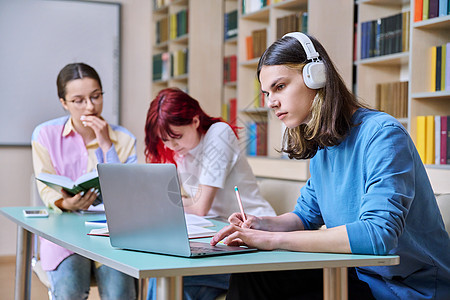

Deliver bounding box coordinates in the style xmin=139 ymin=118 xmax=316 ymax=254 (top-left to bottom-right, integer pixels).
xmin=0 ymin=0 xmax=151 ymax=256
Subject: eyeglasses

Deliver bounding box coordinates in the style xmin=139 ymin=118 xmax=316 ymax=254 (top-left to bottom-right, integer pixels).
xmin=65 ymin=92 xmax=104 ymax=107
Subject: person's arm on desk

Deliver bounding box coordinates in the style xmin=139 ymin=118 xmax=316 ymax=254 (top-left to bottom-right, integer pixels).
xmin=211 ymin=212 xmax=351 ymax=253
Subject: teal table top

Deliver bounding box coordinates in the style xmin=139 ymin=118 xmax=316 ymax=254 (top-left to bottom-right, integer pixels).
xmin=1 ymin=206 xmax=399 ymax=279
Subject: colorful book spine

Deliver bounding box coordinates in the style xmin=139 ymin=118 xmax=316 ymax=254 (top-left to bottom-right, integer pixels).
xmin=415 ymin=0 xmax=424 ymax=21
xmin=436 ymin=45 xmax=442 ymax=91
xmin=423 ymin=0 xmax=430 ymax=20
xmin=229 ymin=98 xmax=237 ymax=128
xmin=441 ymin=116 xmax=448 ymax=164
xmin=439 ymin=0 xmax=449 ymax=16
xmin=416 ymin=116 xmax=426 ymax=163
xmin=441 ymin=44 xmax=446 ymax=91
xmin=431 ymin=46 xmax=437 ymax=91
xmin=435 ymin=115 xmax=441 ymax=164
xmin=429 ymin=0 xmax=439 ymax=18
xmin=448 ymin=118 xmax=450 ymax=164
xmin=425 ymin=115 xmax=435 ymax=164
xmin=446 ymin=42 xmax=450 ymax=91
xmin=246 ymin=122 xmax=257 ymax=156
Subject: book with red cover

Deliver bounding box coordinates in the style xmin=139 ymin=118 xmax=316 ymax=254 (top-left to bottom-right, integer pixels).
xmin=229 ymin=98 xmax=237 ymax=128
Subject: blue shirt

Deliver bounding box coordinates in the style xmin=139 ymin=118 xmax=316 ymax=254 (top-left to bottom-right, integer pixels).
xmin=294 ymin=108 xmax=450 ymax=299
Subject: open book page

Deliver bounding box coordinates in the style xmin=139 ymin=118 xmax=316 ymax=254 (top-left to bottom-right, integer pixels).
xmin=36 ymin=171 xmax=99 ymax=195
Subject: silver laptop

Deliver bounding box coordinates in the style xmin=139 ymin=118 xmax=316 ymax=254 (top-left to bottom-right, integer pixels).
xmin=97 ymin=163 xmax=256 ymax=257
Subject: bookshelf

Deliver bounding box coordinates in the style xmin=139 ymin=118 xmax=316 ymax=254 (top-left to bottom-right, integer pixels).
xmin=236 ymin=0 xmax=354 ymax=180
xmin=355 ymin=0 xmax=450 ymax=187
xmin=151 ymin=0 xmax=223 ymax=117
xmin=222 ymin=0 xmax=239 ymax=127
xmin=152 ymin=0 xmax=190 ymax=95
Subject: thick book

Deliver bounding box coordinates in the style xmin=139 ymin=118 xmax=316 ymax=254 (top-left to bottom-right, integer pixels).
xmin=441 ymin=116 xmax=448 ymax=164
xmin=415 ymin=0 xmax=423 ymax=22
xmin=447 ymin=42 xmax=450 ymax=91
xmin=435 ymin=115 xmax=441 ymax=165
xmin=416 ymin=116 xmax=426 ymax=163
xmin=425 ymin=115 xmax=435 ymax=165
xmin=36 ymin=171 xmax=100 ymax=196
xmin=447 ymin=116 xmax=450 ymax=164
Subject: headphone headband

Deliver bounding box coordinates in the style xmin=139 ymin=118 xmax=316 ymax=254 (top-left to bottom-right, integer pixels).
xmin=282 ymin=32 xmax=320 ymax=62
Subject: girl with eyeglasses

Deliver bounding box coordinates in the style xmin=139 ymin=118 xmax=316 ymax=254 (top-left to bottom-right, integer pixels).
xmin=32 ymin=62 xmax=138 ymax=299
xmin=211 ymin=33 xmax=450 ymax=299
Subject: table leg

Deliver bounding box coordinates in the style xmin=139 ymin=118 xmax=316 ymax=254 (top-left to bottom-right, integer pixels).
xmin=323 ymin=267 xmax=348 ymax=300
xmin=156 ymin=276 xmax=183 ymax=300
xmin=15 ymin=226 xmax=32 ymax=300
xmin=138 ymin=278 xmax=148 ymax=300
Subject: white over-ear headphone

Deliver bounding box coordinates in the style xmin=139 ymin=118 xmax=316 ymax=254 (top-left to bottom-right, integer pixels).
xmin=282 ymin=32 xmax=326 ymax=89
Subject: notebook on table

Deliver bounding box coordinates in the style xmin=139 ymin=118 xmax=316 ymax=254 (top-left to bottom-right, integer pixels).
xmin=97 ymin=163 xmax=256 ymax=257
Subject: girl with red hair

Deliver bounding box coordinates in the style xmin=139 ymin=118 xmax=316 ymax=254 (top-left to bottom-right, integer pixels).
xmin=145 ymin=88 xmax=275 ymax=300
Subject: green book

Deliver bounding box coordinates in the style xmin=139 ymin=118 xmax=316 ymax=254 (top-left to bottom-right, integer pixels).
xmin=36 ymin=171 xmax=100 ymax=196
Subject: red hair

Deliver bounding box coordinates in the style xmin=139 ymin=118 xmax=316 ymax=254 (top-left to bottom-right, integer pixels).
xmin=144 ymin=88 xmax=237 ymax=164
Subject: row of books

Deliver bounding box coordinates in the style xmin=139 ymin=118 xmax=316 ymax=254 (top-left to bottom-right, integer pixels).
xmin=375 ymin=81 xmax=408 ymax=119
xmin=431 ymin=43 xmax=450 ymax=92
xmin=224 ymin=10 xmax=238 ymax=41
xmin=275 ymin=11 xmax=308 ymax=40
xmin=246 ymin=121 xmax=268 ymax=156
xmin=414 ymin=0 xmax=449 ymax=22
xmin=155 ymin=9 xmax=188 ymax=44
xmin=246 ymin=28 xmax=267 ymax=60
xmin=153 ymin=49 xmax=189 ymax=81
xmin=223 ymin=55 xmax=237 ymax=83
xmin=221 ymin=98 xmax=237 ymax=128
xmin=416 ymin=115 xmax=450 ymax=165
xmin=360 ymin=11 xmax=410 ymax=59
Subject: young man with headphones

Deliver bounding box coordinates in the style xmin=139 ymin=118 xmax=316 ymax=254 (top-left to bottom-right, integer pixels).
xmin=211 ymin=32 xmax=450 ymax=299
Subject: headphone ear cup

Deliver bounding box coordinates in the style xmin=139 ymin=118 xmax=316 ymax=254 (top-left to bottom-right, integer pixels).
xmin=303 ymin=62 xmax=326 ymax=89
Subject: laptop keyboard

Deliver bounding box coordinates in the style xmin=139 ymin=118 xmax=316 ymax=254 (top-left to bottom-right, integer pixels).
xmin=190 ymin=245 xmax=226 ymax=254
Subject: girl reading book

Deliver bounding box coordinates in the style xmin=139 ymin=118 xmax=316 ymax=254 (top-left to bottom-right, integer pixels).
xmin=144 ymin=88 xmax=276 ymax=300
xmin=210 ymin=32 xmax=450 ymax=299
xmin=32 ymin=63 xmax=137 ymax=299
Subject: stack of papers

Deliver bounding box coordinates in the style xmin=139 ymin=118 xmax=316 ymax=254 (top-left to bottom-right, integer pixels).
xmin=87 ymin=213 xmax=216 ymax=239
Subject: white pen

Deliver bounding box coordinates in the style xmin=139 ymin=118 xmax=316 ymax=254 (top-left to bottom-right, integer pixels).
xmin=234 ymin=186 xmax=247 ymax=222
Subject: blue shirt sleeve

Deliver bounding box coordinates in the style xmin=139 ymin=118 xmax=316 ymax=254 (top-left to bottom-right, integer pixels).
xmin=293 ymin=161 xmax=324 ymax=230
xmin=346 ymin=125 xmax=415 ymax=255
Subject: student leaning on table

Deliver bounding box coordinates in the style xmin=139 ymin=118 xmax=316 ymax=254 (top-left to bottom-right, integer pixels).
xmin=144 ymin=87 xmax=276 ymax=300
xmin=32 ymin=63 xmax=137 ymax=299
xmin=211 ymin=32 xmax=450 ymax=300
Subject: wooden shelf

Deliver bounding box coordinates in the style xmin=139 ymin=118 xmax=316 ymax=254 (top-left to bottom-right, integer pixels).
xmin=411 ymin=91 xmax=450 ymax=99
xmin=413 ymin=15 xmax=450 ymax=29
xmin=356 ymin=52 xmax=409 ymax=66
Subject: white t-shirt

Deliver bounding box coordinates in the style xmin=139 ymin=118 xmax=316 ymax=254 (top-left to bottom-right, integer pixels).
xmin=175 ymin=122 xmax=276 ymax=218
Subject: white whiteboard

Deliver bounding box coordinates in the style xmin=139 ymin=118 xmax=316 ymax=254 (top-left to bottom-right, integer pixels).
xmin=0 ymin=0 xmax=120 ymax=145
